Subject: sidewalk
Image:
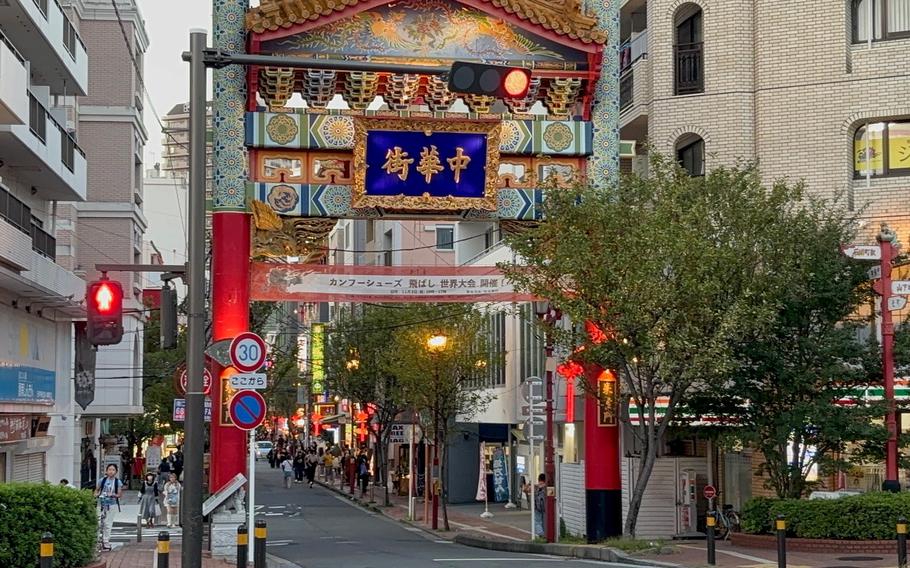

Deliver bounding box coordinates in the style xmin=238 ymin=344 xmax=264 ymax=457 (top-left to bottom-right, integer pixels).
xmin=101 ymin=539 xmax=301 ymax=567
xmin=636 ymin=539 xmax=899 ymax=568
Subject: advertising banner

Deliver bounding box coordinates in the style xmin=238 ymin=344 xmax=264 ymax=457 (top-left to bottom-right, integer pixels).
xmin=250 ymin=263 xmax=535 ymax=303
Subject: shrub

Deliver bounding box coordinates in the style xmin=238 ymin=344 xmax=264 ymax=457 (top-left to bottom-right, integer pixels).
xmin=0 ymin=483 xmax=97 ymax=567
xmin=740 ymin=492 xmax=910 ymax=540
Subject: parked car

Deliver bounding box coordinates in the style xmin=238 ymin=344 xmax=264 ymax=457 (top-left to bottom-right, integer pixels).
xmin=255 ymin=441 xmax=273 ymax=461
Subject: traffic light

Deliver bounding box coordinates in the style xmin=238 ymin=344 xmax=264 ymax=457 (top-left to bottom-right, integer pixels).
xmin=86 ymin=278 xmax=123 ymax=346
xmin=447 ymin=61 xmax=531 ymax=99
xmin=160 ymin=285 xmax=178 ymax=349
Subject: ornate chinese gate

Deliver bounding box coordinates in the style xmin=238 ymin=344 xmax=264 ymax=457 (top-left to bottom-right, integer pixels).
xmin=209 ymin=0 xmax=621 ymax=536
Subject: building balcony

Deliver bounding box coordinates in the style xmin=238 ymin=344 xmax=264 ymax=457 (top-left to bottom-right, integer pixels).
xmin=674 ymin=42 xmax=704 ymax=95
xmin=619 ymin=52 xmax=650 ymax=132
xmin=0 ymin=92 xmax=87 ymax=201
xmin=0 ymin=30 xmax=29 ymax=125
xmin=0 ymin=213 xmax=85 ymax=317
xmin=0 ymin=0 xmax=88 ymax=96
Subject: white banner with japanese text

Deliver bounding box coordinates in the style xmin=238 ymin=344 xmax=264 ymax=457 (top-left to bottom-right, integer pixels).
xmin=250 ymin=263 xmax=535 ymax=303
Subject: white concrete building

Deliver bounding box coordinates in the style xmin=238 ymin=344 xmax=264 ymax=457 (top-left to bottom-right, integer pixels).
xmin=0 ymin=0 xmax=89 ymax=483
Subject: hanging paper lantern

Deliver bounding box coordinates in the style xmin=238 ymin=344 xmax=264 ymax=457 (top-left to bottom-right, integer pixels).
xmin=585 ymin=321 xmax=608 ymax=344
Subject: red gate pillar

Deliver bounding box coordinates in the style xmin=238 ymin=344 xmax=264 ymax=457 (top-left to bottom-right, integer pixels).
xmin=210 ymin=211 xmax=251 ymax=491
xmin=584 ymin=365 xmax=622 ymax=541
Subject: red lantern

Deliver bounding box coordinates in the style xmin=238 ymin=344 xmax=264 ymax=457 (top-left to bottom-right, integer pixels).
xmin=586 ymin=321 xmax=608 ymax=344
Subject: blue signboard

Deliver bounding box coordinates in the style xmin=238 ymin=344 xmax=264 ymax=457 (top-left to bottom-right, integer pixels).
xmin=492 ymin=447 xmax=510 ymax=503
xmin=0 ymin=365 xmax=55 ymax=404
xmin=353 ymin=118 xmax=501 ymax=211
xmin=173 ymin=398 xmax=212 ymax=422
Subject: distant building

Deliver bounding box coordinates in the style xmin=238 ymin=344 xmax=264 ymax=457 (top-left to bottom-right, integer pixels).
xmin=160 ymin=102 xmax=214 ymax=198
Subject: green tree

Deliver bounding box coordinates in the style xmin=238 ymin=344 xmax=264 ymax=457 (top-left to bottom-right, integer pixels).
xmin=389 ymin=304 xmax=494 ymax=530
xmin=687 ymin=208 xmax=885 ymax=498
xmin=324 ymin=304 xmax=410 ymax=506
xmin=501 ymin=158 xmax=808 ymax=535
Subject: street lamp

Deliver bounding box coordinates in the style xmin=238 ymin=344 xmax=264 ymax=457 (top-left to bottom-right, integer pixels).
xmin=533 ymin=300 xmax=560 ymax=543
xmin=424 ymin=332 xmax=448 ymax=529
xmin=346 ymin=359 xmax=360 ymax=371
xmin=426 ymin=334 xmax=449 ymax=352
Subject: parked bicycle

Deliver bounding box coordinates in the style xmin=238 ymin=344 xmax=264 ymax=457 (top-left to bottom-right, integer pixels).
xmin=715 ymin=504 xmax=741 ymax=540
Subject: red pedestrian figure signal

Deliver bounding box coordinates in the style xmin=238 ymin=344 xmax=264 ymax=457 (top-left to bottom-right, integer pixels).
xmin=86 ymin=278 xmax=124 ymax=346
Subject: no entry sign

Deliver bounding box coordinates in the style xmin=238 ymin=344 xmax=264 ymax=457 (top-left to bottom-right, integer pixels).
xmin=229 ymin=390 xmax=267 ymax=430
xmin=230 ymin=332 xmax=267 ymax=372
xmin=703 ymin=485 xmax=717 ymax=500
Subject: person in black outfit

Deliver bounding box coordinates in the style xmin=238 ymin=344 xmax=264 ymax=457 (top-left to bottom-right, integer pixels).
xmin=293 ymin=451 xmax=305 ymax=483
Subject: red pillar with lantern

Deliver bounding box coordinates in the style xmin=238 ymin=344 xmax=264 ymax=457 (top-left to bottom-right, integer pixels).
xmin=584 ymin=364 xmax=622 ymax=541
xmin=210 ymin=211 xmax=252 ymax=491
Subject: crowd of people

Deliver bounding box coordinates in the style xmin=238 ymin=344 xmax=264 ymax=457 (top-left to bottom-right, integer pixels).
xmin=266 ymin=439 xmax=374 ymax=497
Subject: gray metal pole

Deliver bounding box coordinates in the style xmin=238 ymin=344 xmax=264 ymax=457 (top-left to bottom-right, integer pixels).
xmin=182 ymin=28 xmax=208 ymax=568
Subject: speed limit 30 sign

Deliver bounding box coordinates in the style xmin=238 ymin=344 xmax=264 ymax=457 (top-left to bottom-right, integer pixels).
xmin=229 ymin=332 xmax=267 ymax=373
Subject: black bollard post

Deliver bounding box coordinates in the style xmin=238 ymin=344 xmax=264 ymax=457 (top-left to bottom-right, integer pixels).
xmin=39 ymin=532 xmax=53 ymax=568
xmin=237 ymin=524 xmax=249 ymax=568
xmin=706 ymin=511 xmax=716 ymax=566
xmin=254 ymin=520 xmax=267 ymax=568
xmin=898 ymin=517 xmax=908 ymax=568
xmin=776 ymin=515 xmax=787 ymax=568
xmin=157 ymin=532 xmax=170 ymax=568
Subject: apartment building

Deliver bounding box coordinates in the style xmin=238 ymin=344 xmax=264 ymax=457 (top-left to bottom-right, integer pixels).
xmin=58 ymin=0 xmax=148 ymax=483
xmin=619 ymin=0 xmax=910 ymax=232
xmin=160 ymin=102 xmax=214 ymax=197
xmin=0 ymin=0 xmax=88 ymax=483
xmin=616 ymin=0 xmax=910 ymax=536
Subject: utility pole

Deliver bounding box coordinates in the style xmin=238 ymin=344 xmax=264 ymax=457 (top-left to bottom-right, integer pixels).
xmin=182 ymin=28 xmax=208 ymax=568
xmin=880 ymin=226 xmax=900 ymax=492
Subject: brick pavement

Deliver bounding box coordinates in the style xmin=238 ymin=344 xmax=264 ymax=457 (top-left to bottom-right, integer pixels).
xmin=637 ymin=540 xmax=900 ymax=568
xmin=100 ymin=541 xmax=234 ymax=568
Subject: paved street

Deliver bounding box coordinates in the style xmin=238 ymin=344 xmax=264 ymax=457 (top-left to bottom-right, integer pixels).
xmin=253 ymin=463 xmax=621 ymax=568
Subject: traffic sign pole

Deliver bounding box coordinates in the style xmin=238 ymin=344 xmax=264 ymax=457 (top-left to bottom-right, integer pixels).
xmin=248 ymin=428 xmax=256 ymax=563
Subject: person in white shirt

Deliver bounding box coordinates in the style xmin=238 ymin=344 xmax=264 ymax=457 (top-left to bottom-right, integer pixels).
xmin=280 ymin=456 xmax=294 ymax=489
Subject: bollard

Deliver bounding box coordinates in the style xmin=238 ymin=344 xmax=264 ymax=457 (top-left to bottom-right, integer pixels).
xmin=237 ymin=524 xmax=249 ymax=568
xmin=39 ymin=532 xmax=53 ymax=568
xmin=775 ymin=515 xmax=787 ymax=568
xmin=136 ymin=514 xmax=143 ymax=543
xmin=706 ymin=511 xmax=716 ymax=566
xmin=157 ymin=532 xmax=169 ymax=568
xmin=898 ymin=517 xmax=908 ymax=568
xmin=254 ymin=520 xmax=267 ymax=568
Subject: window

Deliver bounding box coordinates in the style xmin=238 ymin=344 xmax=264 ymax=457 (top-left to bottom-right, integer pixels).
xmin=435 ymin=226 xmax=454 ymax=250
xmin=382 ymin=229 xmax=393 ymax=266
xmin=29 ymin=94 xmax=47 ymax=143
xmin=676 ymin=135 xmax=705 ymax=176
xmin=854 ymin=120 xmax=910 ymax=178
xmin=853 ymin=0 xmax=910 ymax=42
xmin=674 ymin=5 xmax=704 ymax=95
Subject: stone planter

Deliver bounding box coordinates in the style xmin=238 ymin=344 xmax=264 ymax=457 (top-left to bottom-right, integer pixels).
xmin=732 ymin=532 xmax=898 ymax=554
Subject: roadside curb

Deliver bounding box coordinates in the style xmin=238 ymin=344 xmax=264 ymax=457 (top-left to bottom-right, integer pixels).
xmin=452 ymin=533 xmax=681 ymax=567
xmin=267 ymin=552 xmax=305 ymax=567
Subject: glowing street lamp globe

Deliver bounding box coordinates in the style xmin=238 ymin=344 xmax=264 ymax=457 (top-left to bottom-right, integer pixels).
xmin=426 ymin=334 xmax=449 ymax=352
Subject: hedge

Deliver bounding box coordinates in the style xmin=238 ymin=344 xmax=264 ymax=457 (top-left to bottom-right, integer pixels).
xmin=741 ymin=493 xmax=910 ymax=540
xmin=0 ymin=483 xmax=97 ymax=567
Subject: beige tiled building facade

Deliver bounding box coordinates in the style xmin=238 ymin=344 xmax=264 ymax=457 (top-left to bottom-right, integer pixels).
xmin=620 ymin=0 xmax=910 ymax=234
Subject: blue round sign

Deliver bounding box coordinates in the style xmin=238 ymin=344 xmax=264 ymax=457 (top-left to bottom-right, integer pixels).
xmin=229 ymin=390 xmax=267 ymax=430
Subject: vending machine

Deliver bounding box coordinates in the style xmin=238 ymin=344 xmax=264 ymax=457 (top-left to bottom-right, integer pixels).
xmin=678 ymin=468 xmax=697 ymax=534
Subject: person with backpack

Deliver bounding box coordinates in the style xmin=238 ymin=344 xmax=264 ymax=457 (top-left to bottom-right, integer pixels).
xmin=279 ymin=455 xmax=294 ymax=488
xmin=94 ymin=464 xmax=123 ymax=551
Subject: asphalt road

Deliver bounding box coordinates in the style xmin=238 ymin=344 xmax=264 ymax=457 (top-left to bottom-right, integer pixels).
xmin=252 ymin=462 xmax=621 ymax=568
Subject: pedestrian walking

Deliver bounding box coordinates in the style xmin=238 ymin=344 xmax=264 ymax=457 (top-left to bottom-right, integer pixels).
xmin=163 ymin=473 xmax=181 ymax=528
xmin=139 ymin=473 xmax=160 ymax=528
xmin=293 ymin=451 xmax=305 ymax=483
xmin=305 ymin=450 xmax=319 ymax=488
xmin=357 ymin=453 xmax=370 ymax=498
xmin=323 ymin=451 xmax=335 ymax=483
xmin=533 ymin=473 xmax=546 ymax=537
xmin=94 ymin=464 xmax=123 ymax=551
xmin=280 ymin=455 xmax=294 ymax=488
xmin=268 ymin=448 xmax=277 ymax=469
xmin=157 ymin=456 xmax=172 ymax=489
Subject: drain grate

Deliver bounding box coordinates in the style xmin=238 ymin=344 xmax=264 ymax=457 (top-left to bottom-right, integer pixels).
xmin=836 ymin=557 xmax=884 ymax=562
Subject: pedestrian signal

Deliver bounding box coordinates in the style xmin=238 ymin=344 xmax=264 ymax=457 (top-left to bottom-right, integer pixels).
xmin=87 ymin=278 xmax=124 ymax=346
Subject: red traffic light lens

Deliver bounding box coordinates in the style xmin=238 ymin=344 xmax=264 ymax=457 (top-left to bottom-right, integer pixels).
xmin=503 ymin=69 xmax=530 ymax=98
xmin=94 ymin=282 xmax=115 ymax=313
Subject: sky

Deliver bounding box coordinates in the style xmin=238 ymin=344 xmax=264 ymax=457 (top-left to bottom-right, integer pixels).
xmin=137 ymin=0 xmax=213 ymax=166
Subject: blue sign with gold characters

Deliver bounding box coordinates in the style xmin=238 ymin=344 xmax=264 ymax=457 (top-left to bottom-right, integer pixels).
xmin=353 ymin=118 xmax=501 ymax=211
